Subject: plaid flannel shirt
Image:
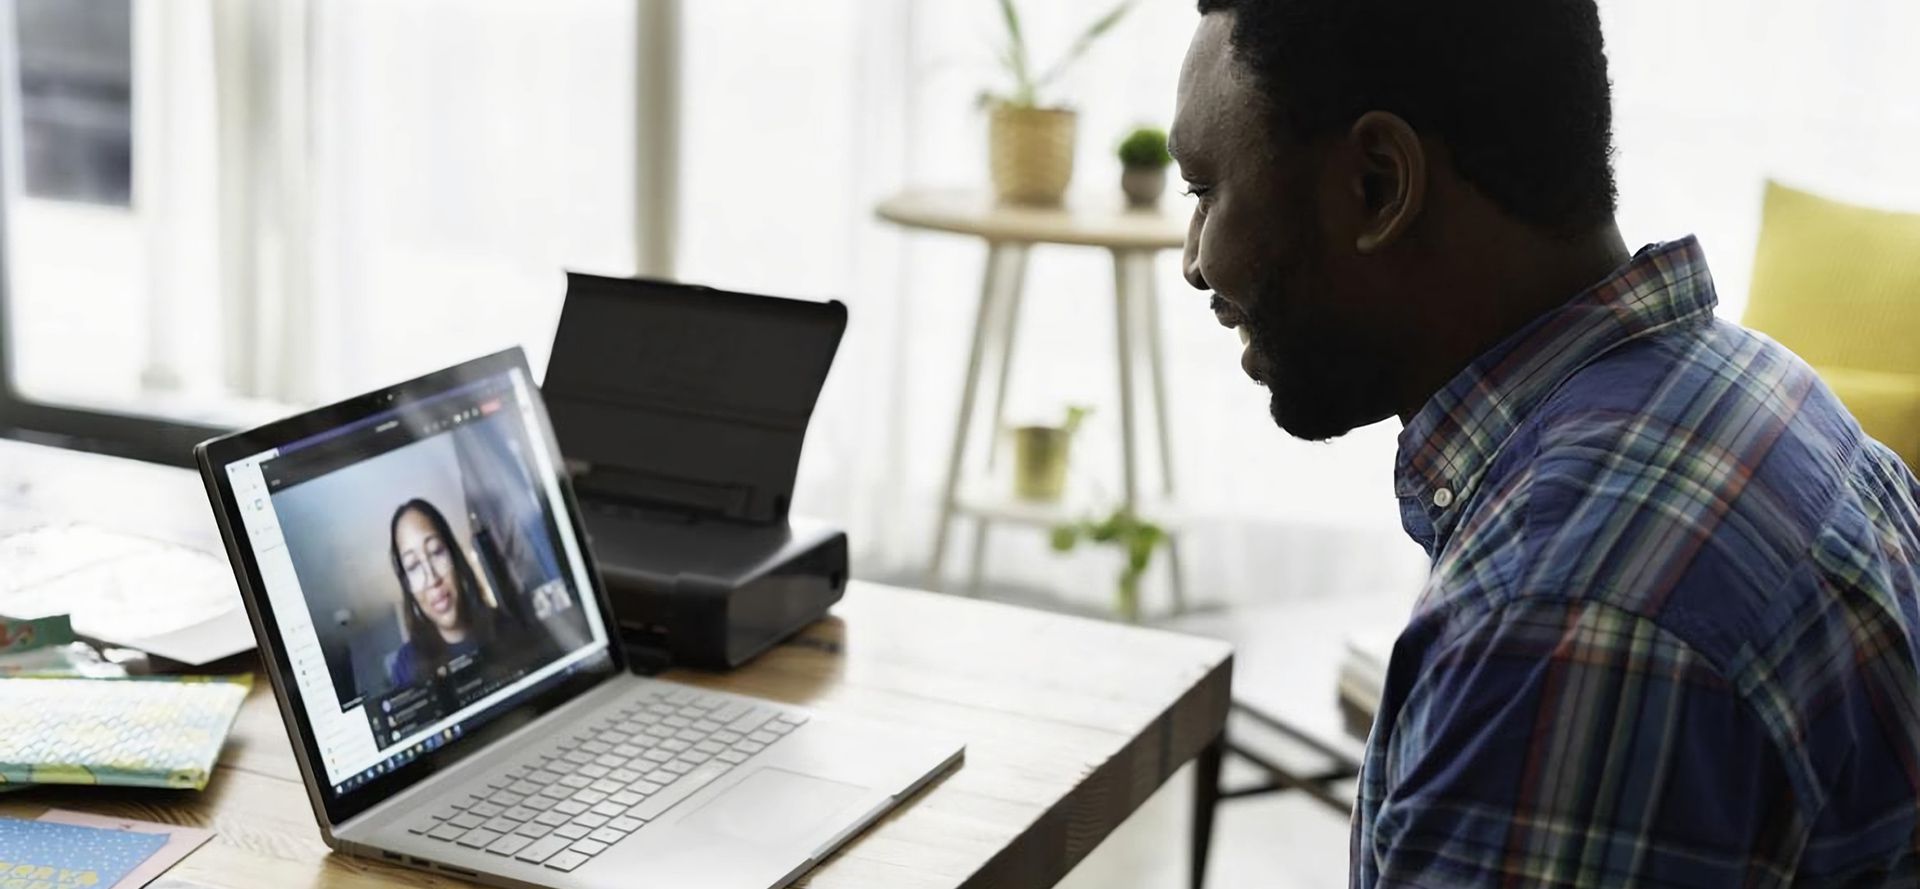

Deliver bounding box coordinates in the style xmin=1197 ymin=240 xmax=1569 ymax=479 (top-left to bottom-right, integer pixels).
xmin=1353 ymin=237 xmax=1920 ymax=888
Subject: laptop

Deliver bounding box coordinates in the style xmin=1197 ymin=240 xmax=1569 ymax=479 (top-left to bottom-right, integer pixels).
xmin=196 ymin=348 xmax=963 ymax=888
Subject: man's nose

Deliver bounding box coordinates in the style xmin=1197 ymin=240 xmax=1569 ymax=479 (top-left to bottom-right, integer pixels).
xmin=1183 ymin=240 xmax=1209 ymax=291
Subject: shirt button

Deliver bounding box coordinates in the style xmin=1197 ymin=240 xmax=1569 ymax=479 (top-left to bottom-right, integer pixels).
xmin=1432 ymin=488 xmax=1455 ymax=509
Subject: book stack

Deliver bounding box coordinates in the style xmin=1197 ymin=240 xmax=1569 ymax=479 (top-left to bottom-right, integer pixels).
xmin=1336 ymin=626 xmax=1397 ymax=740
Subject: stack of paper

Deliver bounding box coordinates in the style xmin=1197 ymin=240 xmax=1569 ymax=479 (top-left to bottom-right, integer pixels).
xmin=1336 ymin=626 xmax=1398 ymax=733
xmin=0 ymin=524 xmax=253 ymax=666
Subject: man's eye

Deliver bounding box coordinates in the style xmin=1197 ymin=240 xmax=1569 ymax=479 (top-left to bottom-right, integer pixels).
xmin=1182 ymin=184 xmax=1211 ymax=198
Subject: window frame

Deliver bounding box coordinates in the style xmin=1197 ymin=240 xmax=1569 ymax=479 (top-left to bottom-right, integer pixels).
xmin=0 ymin=0 xmax=224 ymax=466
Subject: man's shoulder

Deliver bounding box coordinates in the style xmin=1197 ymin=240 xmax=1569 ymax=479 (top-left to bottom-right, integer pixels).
xmin=1465 ymin=319 xmax=1873 ymax=654
xmin=1516 ymin=317 xmax=1856 ymax=552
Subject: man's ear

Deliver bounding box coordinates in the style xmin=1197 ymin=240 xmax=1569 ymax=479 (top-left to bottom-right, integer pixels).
xmin=1348 ymin=111 xmax=1427 ymax=254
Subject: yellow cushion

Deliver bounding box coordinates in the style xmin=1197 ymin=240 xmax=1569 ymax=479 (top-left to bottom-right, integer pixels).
xmin=1745 ymin=181 xmax=1920 ymax=375
xmin=1814 ymin=366 xmax=1920 ymax=471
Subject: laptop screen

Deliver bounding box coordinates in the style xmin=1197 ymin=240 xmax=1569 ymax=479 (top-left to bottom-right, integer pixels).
xmin=220 ymin=364 xmax=613 ymax=799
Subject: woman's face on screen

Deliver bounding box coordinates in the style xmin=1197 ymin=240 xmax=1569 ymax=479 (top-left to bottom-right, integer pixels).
xmin=395 ymin=508 xmax=465 ymax=638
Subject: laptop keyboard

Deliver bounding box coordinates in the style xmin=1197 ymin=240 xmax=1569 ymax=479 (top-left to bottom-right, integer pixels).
xmin=408 ymin=685 xmax=806 ymax=872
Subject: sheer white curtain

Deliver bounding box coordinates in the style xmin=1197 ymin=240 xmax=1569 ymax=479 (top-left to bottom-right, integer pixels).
xmin=295 ymin=0 xmax=644 ymax=401
xmin=118 ymin=0 xmax=649 ymax=410
xmin=676 ymin=0 xmax=1920 ymax=614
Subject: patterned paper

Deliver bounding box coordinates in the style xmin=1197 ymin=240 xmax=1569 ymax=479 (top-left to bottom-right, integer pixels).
xmin=35 ymin=811 xmax=215 ymax=889
xmin=0 ymin=818 xmax=168 ymax=888
xmin=0 ymin=677 xmax=250 ymax=790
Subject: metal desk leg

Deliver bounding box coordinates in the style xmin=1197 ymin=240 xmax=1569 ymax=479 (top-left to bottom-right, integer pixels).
xmin=1192 ymin=731 xmax=1225 ymax=889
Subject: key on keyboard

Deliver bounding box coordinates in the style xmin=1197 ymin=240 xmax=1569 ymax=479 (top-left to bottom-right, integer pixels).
xmin=410 ymin=685 xmax=806 ymax=867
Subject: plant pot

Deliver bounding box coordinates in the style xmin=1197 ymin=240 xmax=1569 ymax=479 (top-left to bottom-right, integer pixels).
xmin=1011 ymin=425 xmax=1072 ymax=501
xmin=989 ymin=105 xmax=1077 ymax=207
xmin=1121 ymin=165 xmax=1167 ymax=208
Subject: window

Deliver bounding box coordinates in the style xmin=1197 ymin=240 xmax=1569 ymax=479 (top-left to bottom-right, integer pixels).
xmin=0 ymin=0 xmax=659 ymax=464
xmin=16 ymin=0 xmax=130 ymax=206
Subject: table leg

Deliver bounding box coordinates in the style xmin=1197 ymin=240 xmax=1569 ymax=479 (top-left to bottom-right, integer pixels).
xmin=1137 ymin=253 xmax=1189 ymax=613
xmin=1192 ymin=731 xmax=1225 ymax=889
xmin=1110 ymin=250 xmax=1142 ymax=513
xmin=968 ymin=521 xmax=990 ymax=598
xmin=984 ymin=246 xmax=1031 ymax=472
xmin=969 ymin=244 xmax=1029 ymax=597
xmin=929 ymin=242 xmax=1019 ymax=591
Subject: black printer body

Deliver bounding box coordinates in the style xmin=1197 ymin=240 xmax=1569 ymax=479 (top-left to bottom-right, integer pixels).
xmin=544 ymin=273 xmax=849 ymax=671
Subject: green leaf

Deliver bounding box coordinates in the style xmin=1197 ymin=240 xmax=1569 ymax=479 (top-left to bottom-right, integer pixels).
xmin=1049 ymin=524 xmax=1081 ymax=552
xmin=1126 ymin=535 xmax=1155 ymax=574
xmin=1062 ymin=405 xmax=1092 ymax=438
xmin=1033 ymin=0 xmax=1136 ymax=92
xmin=996 ymin=0 xmax=1035 ymax=100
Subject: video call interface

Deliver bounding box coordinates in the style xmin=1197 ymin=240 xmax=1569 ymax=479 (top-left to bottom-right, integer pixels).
xmin=264 ymin=375 xmax=602 ymax=754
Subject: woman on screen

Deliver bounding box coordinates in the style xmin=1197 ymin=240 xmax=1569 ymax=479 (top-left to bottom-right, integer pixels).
xmin=384 ymin=498 xmax=498 ymax=687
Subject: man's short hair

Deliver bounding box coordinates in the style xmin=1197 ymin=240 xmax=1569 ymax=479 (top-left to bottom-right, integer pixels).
xmin=1196 ymin=0 xmax=1618 ymax=238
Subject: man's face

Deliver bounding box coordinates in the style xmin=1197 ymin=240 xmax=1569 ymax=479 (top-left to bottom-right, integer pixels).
xmin=1171 ymin=13 xmax=1400 ymax=441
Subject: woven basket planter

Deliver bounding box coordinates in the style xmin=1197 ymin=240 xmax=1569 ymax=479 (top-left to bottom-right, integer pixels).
xmin=989 ymin=105 xmax=1077 ymax=206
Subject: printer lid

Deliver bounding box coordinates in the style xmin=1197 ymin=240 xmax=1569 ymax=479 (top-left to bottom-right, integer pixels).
xmin=543 ymin=274 xmax=846 ymax=524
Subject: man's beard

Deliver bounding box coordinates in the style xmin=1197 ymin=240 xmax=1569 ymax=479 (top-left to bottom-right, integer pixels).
xmin=1241 ymin=276 xmax=1386 ymax=443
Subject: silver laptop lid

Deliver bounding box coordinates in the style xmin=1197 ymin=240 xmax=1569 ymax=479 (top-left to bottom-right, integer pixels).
xmin=197 ymin=348 xmax=625 ymax=826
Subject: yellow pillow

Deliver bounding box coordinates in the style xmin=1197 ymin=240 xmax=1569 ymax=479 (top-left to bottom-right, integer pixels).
xmin=1745 ymin=181 xmax=1920 ymax=376
xmin=1812 ymin=366 xmax=1920 ymax=471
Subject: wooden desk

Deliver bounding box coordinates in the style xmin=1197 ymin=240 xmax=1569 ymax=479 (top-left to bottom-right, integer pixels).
xmin=1168 ymin=595 xmax=1410 ymax=888
xmin=0 ymin=441 xmax=1233 ymax=888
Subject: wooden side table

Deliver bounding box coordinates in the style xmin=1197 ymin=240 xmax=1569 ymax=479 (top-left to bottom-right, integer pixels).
xmin=876 ymin=189 xmax=1192 ymax=614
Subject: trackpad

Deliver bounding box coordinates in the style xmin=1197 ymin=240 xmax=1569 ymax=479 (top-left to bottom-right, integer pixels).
xmin=681 ymin=767 xmax=870 ymax=847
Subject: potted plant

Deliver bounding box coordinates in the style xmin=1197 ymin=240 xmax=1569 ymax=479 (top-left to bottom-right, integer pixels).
xmin=1117 ymin=126 xmax=1171 ymax=208
xmin=982 ymin=0 xmax=1136 ymax=206
xmin=1011 ymin=405 xmax=1090 ymax=501
xmin=1050 ymin=507 xmax=1167 ymax=623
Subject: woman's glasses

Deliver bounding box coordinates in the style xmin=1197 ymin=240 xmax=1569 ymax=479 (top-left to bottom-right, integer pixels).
xmin=401 ymin=537 xmax=456 ymax=592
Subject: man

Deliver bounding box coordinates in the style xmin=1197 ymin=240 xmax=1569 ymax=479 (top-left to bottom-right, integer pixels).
xmin=1170 ymin=1 xmax=1920 ymax=886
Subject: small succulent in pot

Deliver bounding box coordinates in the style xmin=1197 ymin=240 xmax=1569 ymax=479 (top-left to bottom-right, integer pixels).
xmin=1117 ymin=126 xmax=1171 ymax=208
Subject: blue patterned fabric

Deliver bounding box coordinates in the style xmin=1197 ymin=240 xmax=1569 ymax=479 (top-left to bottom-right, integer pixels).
xmin=1353 ymin=237 xmax=1920 ymax=887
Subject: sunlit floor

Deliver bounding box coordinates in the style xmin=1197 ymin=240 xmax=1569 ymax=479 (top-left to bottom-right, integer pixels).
xmin=1060 ymin=757 xmax=1352 ymax=889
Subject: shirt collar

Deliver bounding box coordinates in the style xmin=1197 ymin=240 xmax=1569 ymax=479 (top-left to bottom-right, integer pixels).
xmin=1393 ymin=237 xmax=1719 ymax=553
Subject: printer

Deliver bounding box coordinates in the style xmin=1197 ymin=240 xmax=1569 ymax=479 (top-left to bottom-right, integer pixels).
xmin=542 ymin=273 xmax=850 ymax=671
